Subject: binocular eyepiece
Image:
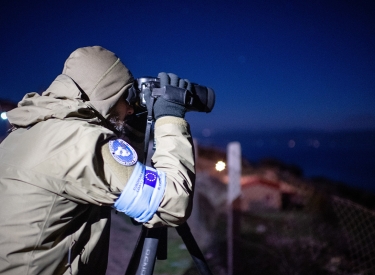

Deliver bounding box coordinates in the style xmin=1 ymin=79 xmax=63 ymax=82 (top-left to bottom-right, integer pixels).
xmin=126 ymin=77 xmax=215 ymax=114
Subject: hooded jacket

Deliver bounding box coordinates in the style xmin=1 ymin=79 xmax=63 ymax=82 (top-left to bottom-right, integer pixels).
xmin=0 ymin=46 xmax=195 ymax=274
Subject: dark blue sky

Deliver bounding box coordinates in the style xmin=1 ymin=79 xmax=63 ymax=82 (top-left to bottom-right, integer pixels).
xmin=1 ymin=0 xmax=374 ymax=134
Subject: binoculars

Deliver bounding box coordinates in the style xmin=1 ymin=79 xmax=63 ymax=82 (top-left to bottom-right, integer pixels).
xmin=126 ymin=77 xmax=215 ymax=114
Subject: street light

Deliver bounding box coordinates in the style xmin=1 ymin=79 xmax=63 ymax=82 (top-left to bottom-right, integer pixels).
xmin=1 ymin=112 xmax=7 ymax=120
xmin=215 ymin=161 xmax=226 ymax=172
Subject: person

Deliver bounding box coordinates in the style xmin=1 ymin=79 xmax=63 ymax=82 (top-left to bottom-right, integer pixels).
xmin=0 ymin=46 xmax=195 ymax=274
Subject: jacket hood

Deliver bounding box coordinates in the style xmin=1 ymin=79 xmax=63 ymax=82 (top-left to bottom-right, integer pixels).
xmin=7 ymin=46 xmax=134 ymax=127
xmin=62 ymin=46 xmax=134 ymax=117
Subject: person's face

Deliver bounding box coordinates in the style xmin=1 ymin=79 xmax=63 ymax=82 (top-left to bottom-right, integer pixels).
xmin=108 ymin=95 xmax=134 ymax=131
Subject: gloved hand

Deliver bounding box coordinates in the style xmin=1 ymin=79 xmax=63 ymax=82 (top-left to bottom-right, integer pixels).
xmin=152 ymin=72 xmax=190 ymax=120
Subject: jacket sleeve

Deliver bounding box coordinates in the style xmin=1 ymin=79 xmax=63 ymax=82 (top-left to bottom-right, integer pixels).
xmin=98 ymin=123 xmax=145 ymax=196
xmin=144 ymin=116 xmax=195 ymax=228
xmin=100 ymin=116 xmax=195 ymax=227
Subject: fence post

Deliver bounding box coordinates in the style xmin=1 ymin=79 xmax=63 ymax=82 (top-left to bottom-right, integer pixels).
xmin=227 ymin=142 xmax=242 ymax=275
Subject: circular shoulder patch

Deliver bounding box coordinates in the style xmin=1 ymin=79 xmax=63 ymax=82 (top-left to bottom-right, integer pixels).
xmin=108 ymin=139 xmax=138 ymax=166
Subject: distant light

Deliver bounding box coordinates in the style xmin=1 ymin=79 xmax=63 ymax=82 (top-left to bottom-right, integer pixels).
xmin=308 ymin=139 xmax=320 ymax=148
xmin=288 ymin=139 xmax=296 ymax=148
xmin=1 ymin=112 xmax=7 ymax=120
xmin=202 ymin=128 xmax=211 ymax=137
xmin=313 ymin=140 xmax=320 ymax=148
xmin=215 ymin=161 xmax=226 ymax=171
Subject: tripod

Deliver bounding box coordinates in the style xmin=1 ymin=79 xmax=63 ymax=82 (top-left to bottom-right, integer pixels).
xmin=124 ymin=223 xmax=213 ymax=275
xmin=124 ymin=103 xmax=213 ymax=275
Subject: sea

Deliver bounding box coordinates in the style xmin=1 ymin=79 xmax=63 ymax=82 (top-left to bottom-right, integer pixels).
xmin=1 ymin=118 xmax=374 ymax=193
xmin=193 ymin=129 xmax=375 ymax=193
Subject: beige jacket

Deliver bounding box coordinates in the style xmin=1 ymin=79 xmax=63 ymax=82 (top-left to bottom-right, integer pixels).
xmin=0 ymin=47 xmax=195 ymax=274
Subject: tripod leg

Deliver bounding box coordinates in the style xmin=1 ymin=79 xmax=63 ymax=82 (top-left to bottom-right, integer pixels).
xmin=135 ymin=229 xmax=160 ymax=275
xmin=176 ymin=222 xmax=213 ymax=275
xmin=156 ymin=227 xmax=168 ymax=260
xmin=124 ymin=226 xmax=147 ymax=275
xmin=125 ymin=226 xmax=163 ymax=275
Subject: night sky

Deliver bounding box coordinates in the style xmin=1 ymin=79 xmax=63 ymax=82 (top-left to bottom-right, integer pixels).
xmin=1 ymin=0 xmax=374 ymax=134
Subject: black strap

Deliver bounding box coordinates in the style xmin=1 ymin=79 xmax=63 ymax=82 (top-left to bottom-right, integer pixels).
xmin=142 ymin=95 xmax=156 ymax=164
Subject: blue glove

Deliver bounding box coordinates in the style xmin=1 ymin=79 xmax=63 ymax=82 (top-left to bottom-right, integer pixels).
xmin=152 ymin=72 xmax=190 ymax=120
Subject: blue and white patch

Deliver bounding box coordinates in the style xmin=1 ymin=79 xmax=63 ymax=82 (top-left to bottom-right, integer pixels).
xmin=114 ymin=162 xmax=167 ymax=223
xmin=109 ymin=139 xmax=138 ymax=166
